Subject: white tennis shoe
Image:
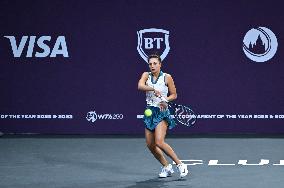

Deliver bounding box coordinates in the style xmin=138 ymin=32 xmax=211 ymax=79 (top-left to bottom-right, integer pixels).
xmin=158 ymin=164 xmax=174 ymax=178
xmin=177 ymin=163 xmax=188 ymax=178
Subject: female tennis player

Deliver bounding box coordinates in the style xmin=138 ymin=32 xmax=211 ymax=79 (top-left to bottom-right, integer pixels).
xmin=138 ymin=54 xmax=188 ymax=178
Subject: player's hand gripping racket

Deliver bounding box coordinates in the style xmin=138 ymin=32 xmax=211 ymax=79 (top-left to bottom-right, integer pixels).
xmin=159 ymin=96 xmax=197 ymax=127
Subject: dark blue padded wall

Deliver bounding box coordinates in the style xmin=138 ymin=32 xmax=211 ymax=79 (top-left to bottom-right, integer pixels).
xmin=0 ymin=1 xmax=283 ymax=134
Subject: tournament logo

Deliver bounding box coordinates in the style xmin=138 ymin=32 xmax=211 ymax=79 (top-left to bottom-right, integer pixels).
xmin=86 ymin=111 xmax=98 ymax=122
xmin=86 ymin=110 xmax=123 ymax=123
xmin=137 ymin=28 xmax=170 ymax=63
xmin=242 ymin=27 xmax=278 ymax=62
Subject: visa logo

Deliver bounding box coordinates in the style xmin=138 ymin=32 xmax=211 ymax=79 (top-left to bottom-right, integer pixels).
xmin=4 ymin=36 xmax=69 ymax=58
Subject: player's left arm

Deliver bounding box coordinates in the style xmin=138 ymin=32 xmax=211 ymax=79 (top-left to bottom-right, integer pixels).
xmin=166 ymin=74 xmax=177 ymax=102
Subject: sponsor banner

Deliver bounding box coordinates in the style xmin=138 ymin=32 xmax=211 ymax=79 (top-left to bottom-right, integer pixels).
xmin=0 ymin=114 xmax=73 ymax=119
xmin=0 ymin=1 xmax=283 ymax=134
xmin=137 ymin=114 xmax=284 ymax=119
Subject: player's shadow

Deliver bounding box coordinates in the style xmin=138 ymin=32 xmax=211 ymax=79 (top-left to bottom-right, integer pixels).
xmin=125 ymin=177 xmax=188 ymax=188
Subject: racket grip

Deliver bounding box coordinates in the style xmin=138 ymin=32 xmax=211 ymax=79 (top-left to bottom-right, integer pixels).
xmin=159 ymin=95 xmax=169 ymax=102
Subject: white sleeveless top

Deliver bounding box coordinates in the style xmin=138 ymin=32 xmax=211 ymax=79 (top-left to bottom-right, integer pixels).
xmin=146 ymin=71 xmax=168 ymax=107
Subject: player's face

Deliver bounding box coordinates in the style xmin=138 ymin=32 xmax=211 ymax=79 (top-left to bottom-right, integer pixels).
xmin=148 ymin=58 xmax=161 ymax=74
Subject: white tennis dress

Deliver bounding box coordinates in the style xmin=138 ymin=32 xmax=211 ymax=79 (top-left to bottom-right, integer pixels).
xmin=145 ymin=71 xmax=168 ymax=107
xmin=143 ymin=71 xmax=176 ymax=131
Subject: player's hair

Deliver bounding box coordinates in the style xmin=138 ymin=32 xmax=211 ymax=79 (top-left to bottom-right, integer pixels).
xmin=148 ymin=53 xmax=161 ymax=63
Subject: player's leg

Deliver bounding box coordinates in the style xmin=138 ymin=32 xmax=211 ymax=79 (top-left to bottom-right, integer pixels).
xmin=154 ymin=120 xmax=181 ymax=165
xmin=155 ymin=120 xmax=189 ymax=178
xmin=145 ymin=128 xmax=175 ymax=178
xmin=145 ymin=128 xmax=168 ymax=166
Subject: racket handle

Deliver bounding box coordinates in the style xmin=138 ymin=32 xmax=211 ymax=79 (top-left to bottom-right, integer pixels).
xmin=159 ymin=95 xmax=169 ymax=102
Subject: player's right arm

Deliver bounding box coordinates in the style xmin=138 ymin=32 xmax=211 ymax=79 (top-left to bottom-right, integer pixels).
xmin=138 ymin=72 xmax=154 ymax=91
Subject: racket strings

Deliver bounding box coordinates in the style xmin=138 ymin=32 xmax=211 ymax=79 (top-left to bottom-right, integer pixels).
xmin=175 ymin=105 xmax=196 ymax=126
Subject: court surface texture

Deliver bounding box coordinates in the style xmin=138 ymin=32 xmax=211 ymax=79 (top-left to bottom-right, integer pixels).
xmin=1 ymin=135 xmax=283 ymax=188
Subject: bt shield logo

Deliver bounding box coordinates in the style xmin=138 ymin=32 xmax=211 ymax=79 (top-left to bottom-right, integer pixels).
xmin=242 ymin=27 xmax=278 ymax=62
xmin=137 ymin=28 xmax=170 ymax=63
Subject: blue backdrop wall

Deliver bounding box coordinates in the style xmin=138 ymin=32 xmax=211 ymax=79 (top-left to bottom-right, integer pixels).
xmin=0 ymin=0 xmax=283 ymax=134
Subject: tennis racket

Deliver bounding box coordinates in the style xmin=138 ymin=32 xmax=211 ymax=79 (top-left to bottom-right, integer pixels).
xmin=159 ymin=96 xmax=197 ymax=127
